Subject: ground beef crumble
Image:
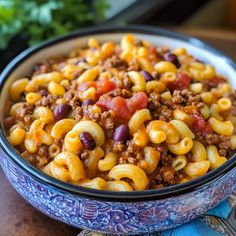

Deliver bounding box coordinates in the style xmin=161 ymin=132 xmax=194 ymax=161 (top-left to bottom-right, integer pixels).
xmin=21 ymin=146 xmax=50 ymax=169
xmin=74 ymin=106 xmax=99 ymax=122
xmin=112 ymin=141 xmax=125 ymax=152
xmin=38 ymin=145 xmax=48 ymax=157
xmin=123 ymin=74 xmax=132 ymax=89
xmin=101 ymin=55 xmax=127 ymax=70
xmin=99 ymin=111 xmax=115 ymax=130
xmin=35 ymin=94 xmax=57 ymax=108
xmin=108 ymin=88 xmax=132 ymax=98
xmin=32 ymin=61 xmax=53 ymax=75
xmin=202 ymin=78 xmax=226 ymax=91
xmin=119 ymin=140 xmax=144 ymax=166
xmin=160 ymin=167 xmax=176 ymax=185
xmin=15 ymin=103 xmax=34 ymax=121
xmin=74 ymin=106 xmax=115 ymax=132
xmin=148 ymin=92 xmax=161 ymax=110
xmin=171 ymin=89 xmax=203 ymax=107
xmin=127 ymin=58 xmax=140 ymax=71
xmin=149 ymin=166 xmax=181 ymax=188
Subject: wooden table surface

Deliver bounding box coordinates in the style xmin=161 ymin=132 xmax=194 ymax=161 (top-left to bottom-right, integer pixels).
xmin=0 ymin=29 xmax=236 ymax=236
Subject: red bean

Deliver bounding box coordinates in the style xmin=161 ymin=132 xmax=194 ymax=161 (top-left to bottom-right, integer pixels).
xmin=39 ymin=89 xmax=48 ymax=97
xmin=4 ymin=117 xmax=15 ymax=131
xmin=53 ymin=104 xmax=72 ymax=121
xmin=80 ymin=132 xmax=96 ymax=150
xmin=75 ymin=58 xmax=86 ymax=65
xmin=163 ymin=53 xmax=180 ymax=68
xmin=140 ymin=70 xmax=154 ymax=81
xmin=82 ymin=99 xmax=95 ymax=106
xmin=113 ymin=124 xmax=129 ymax=142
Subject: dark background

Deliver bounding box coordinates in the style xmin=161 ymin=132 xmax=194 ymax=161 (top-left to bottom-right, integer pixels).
xmin=1 ymin=0 xmax=236 ymax=72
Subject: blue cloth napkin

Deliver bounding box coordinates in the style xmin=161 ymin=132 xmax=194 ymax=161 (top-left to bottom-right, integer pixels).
xmin=79 ymin=192 xmax=236 ymax=236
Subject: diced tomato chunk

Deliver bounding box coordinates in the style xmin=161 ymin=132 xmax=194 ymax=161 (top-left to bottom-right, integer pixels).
xmin=149 ymin=47 xmax=159 ymax=61
xmin=190 ymin=113 xmax=213 ymax=135
xmin=77 ymin=81 xmax=96 ymax=92
xmin=127 ymin=92 xmax=148 ymax=113
xmin=112 ymin=97 xmax=131 ymax=121
xmin=149 ymin=47 xmax=158 ymax=57
xmin=96 ymin=94 xmax=113 ymax=110
xmin=97 ymin=92 xmax=148 ymax=121
xmin=210 ymin=76 xmax=225 ymax=85
xmin=204 ymin=122 xmax=213 ymax=135
xmin=183 ymin=105 xmax=198 ymax=114
xmin=96 ymin=80 xmax=116 ymax=96
xmin=77 ymin=80 xmax=116 ymax=96
xmin=97 ymin=95 xmax=130 ymax=121
xmin=167 ymin=72 xmax=191 ymax=91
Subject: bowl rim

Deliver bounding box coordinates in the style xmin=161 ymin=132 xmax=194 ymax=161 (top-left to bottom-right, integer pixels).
xmin=1 ymin=24 xmax=236 ymax=201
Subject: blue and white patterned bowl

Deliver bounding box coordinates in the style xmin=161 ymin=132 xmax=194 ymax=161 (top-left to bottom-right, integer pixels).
xmin=1 ymin=26 xmax=236 ymax=235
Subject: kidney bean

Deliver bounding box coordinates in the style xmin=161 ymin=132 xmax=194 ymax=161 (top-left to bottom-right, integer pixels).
xmin=53 ymin=104 xmax=72 ymax=121
xmin=140 ymin=70 xmax=154 ymax=81
xmin=75 ymin=58 xmax=86 ymax=65
xmin=113 ymin=124 xmax=129 ymax=142
xmin=3 ymin=117 xmax=15 ymax=131
xmin=39 ymin=90 xmax=48 ymax=97
xmin=82 ymin=99 xmax=95 ymax=106
xmin=80 ymin=132 xmax=96 ymax=150
xmin=163 ymin=53 xmax=180 ymax=68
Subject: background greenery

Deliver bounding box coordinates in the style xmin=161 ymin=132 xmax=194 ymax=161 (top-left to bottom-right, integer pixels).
xmin=0 ymin=0 xmax=109 ymax=50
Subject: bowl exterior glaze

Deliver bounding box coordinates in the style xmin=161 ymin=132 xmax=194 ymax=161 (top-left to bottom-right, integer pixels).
xmin=1 ymin=148 xmax=236 ymax=234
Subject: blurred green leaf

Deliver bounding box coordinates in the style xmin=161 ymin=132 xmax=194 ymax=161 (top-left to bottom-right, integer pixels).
xmin=0 ymin=0 xmax=109 ymax=50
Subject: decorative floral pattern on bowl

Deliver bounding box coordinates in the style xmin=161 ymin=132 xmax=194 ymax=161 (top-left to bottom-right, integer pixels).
xmin=1 ymin=148 xmax=236 ymax=234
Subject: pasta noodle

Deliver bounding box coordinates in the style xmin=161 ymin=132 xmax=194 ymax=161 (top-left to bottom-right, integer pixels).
xmin=5 ymin=34 xmax=236 ymax=192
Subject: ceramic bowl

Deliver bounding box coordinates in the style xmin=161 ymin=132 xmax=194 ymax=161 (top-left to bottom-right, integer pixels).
xmin=1 ymin=26 xmax=236 ymax=235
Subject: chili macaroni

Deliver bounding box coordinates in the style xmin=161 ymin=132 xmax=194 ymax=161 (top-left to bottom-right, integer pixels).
xmin=4 ymin=34 xmax=236 ymax=191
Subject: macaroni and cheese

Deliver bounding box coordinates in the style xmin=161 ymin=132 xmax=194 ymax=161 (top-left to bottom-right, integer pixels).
xmin=4 ymin=34 xmax=236 ymax=191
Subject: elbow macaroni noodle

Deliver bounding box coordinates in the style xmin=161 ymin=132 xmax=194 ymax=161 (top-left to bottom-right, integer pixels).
xmin=133 ymin=126 xmax=149 ymax=147
xmin=5 ymin=34 xmax=236 ymax=191
xmin=191 ymin=140 xmax=207 ymax=162
xmin=208 ymin=117 xmax=233 ymax=136
xmin=128 ymin=109 xmax=151 ymax=135
xmin=98 ymin=152 xmax=118 ymax=172
xmin=167 ymin=137 xmax=193 ymax=155
xmin=169 ymin=120 xmax=195 ymax=139
xmin=105 ymin=180 xmax=133 ymax=191
xmin=184 ymin=160 xmax=210 ymax=178
xmin=51 ymin=119 xmax=77 ymax=139
xmin=146 ymin=120 xmax=180 ymax=144
xmin=206 ymin=145 xmax=227 ymax=170
xmin=84 ymin=147 xmax=105 ymax=177
xmin=172 ymin=155 xmax=187 ymax=171
xmin=128 ymin=71 xmax=146 ymax=92
xmin=10 ymin=78 xmax=29 ymax=101
xmin=108 ymin=164 xmax=148 ymax=191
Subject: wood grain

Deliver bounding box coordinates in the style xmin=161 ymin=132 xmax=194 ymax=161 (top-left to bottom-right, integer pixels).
xmin=0 ymin=169 xmax=80 ymax=236
xmin=226 ymin=0 xmax=236 ymax=28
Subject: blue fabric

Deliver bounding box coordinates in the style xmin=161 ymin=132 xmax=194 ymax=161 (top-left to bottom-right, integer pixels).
xmin=207 ymin=200 xmax=231 ymax=218
xmin=162 ymin=219 xmax=223 ymax=236
xmin=160 ymin=200 xmax=232 ymax=236
xmin=83 ymin=197 xmax=236 ymax=236
xmin=141 ymin=200 xmax=233 ymax=236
